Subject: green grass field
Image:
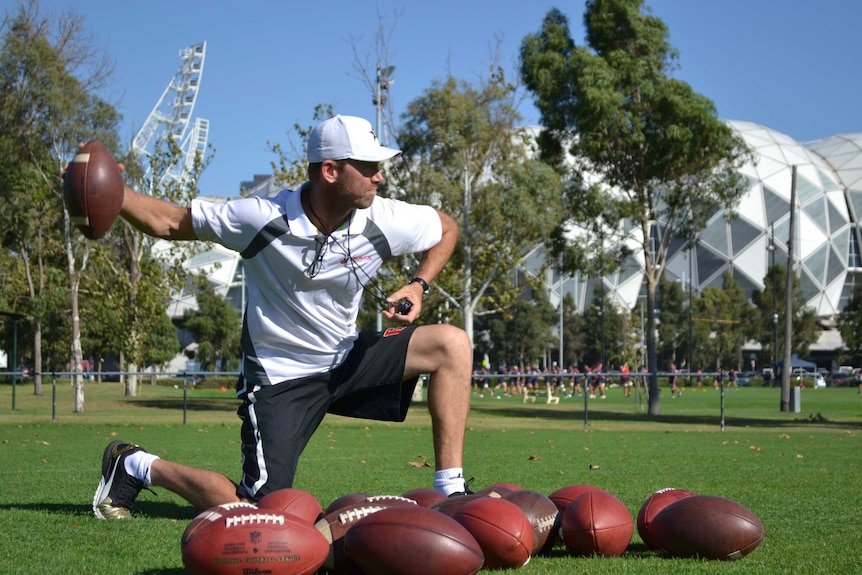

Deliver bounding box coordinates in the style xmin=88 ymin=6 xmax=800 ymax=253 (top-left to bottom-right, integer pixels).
xmin=1 ymin=379 xmax=860 ymax=574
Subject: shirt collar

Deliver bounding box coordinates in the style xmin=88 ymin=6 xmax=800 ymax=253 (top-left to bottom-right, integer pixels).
xmin=287 ymin=182 xmax=369 ymax=238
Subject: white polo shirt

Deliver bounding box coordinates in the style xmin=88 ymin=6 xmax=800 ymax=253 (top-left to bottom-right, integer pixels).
xmin=191 ymin=185 xmax=442 ymax=388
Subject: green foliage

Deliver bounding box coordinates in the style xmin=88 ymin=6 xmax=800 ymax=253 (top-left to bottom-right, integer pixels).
xmin=141 ymin=308 xmax=180 ymax=367
xmin=396 ymin=73 xmax=565 ymax=336
xmin=182 ymin=274 xmax=241 ymax=372
xmin=486 ymin=286 xmax=558 ymax=368
xmin=110 ymin=72 xmax=211 ymax=395
xmin=580 ymin=290 xmax=627 ymax=367
xmin=520 ymin=2 xmax=754 ymax=415
xmin=267 ymin=103 xmax=334 ymax=193
xmin=560 ymin=293 xmax=586 ymax=367
xmin=751 ymin=263 xmax=820 ymax=362
xmin=693 ymin=275 xmax=741 ymax=370
xmin=657 ymin=276 xmax=687 ymax=367
xmin=837 ymin=283 xmax=862 ymax=364
xmin=0 ymin=2 xmax=121 ymax=399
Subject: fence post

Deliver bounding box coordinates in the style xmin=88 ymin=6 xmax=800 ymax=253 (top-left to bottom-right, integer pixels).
xmin=52 ymin=372 xmax=57 ymax=424
xmin=182 ymin=373 xmax=189 ymax=426
xmin=583 ymin=386 xmax=589 ymax=431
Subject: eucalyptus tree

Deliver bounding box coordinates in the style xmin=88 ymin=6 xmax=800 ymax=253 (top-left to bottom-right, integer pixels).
xmin=114 ymin=137 xmax=209 ymax=397
xmin=837 ymin=284 xmax=862 ymax=367
xmin=520 ymin=1 xmax=752 ymax=414
xmin=691 ymin=272 xmax=756 ymax=370
xmin=656 ymin=276 xmax=686 ymax=369
xmin=751 ymin=263 xmax=819 ymax=362
xmin=0 ymin=1 xmax=117 ymax=408
xmin=183 ymin=274 xmax=241 ymax=372
xmin=395 ymin=72 xmax=565 ymax=344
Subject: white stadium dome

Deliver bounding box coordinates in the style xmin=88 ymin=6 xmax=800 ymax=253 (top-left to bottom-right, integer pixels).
xmin=533 ymin=121 xmax=862 ymax=323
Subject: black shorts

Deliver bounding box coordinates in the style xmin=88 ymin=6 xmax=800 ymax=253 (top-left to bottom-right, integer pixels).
xmin=235 ymin=325 xmax=419 ymax=500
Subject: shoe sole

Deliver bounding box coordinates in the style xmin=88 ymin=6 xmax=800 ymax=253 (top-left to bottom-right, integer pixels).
xmin=92 ymin=440 xmax=135 ymax=519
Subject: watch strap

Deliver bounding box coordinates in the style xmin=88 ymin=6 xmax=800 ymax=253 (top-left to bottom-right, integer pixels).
xmin=410 ymin=277 xmax=430 ymax=298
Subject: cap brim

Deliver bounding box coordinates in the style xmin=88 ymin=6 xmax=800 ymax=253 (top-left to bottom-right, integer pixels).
xmin=348 ymin=147 xmax=402 ymax=163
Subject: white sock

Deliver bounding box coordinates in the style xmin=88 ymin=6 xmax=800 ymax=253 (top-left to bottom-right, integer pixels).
xmin=124 ymin=452 xmax=160 ymax=487
xmin=433 ymin=468 xmax=466 ymax=496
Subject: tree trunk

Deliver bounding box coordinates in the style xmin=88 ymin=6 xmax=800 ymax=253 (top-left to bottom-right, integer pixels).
xmin=32 ymin=320 xmax=43 ymax=396
xmin=125 ymin=360 xmax=139 ymax=397
xmin=71 ymin=278 xmax=85 ymax=413
xmin=125 ymin=228 xmax=141 ymax=398
xmin=646 ymin=277 xmax=660 ymax=416
xmin=780 ymin=166 xmax=797 ymax=411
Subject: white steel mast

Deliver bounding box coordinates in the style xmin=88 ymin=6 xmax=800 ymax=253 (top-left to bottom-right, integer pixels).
xmin=131 ymin=41 xmax=209 ymax=193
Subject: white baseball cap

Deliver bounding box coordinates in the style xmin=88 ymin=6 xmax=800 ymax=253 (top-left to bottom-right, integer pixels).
xmin=307 ymin=115 xmax=401 ymax=163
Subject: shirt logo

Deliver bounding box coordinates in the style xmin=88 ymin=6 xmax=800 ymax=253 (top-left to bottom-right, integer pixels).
xmin=383 ymin=327 xmax=406 ymax=337
xmin=340 ymin=255 xmax=373 ymax=264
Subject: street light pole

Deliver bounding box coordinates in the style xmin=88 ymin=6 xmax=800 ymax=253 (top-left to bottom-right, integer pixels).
xmin=769 ymin=223 xmax=778 ymax=374
xmin=0 ymin=311 xmax=25 ymax=410
xmin=600 ymin=230 xmax=605 ymax=367
xmin=688 ymin=243 xmax=694 ymax=387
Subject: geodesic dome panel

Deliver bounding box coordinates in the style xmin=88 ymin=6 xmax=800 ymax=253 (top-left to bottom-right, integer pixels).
xmin=552 ymin=121 xmax=862 ymax=320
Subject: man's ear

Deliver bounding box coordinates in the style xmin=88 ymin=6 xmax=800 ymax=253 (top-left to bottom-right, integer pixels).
xmin=321 ymin=159 xmax=340 ymax=184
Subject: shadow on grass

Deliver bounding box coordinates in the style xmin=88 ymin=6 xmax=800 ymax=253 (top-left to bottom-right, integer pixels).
xmin=0 ymin=500 xmax=197 ymax=521
xmin=466 ymin=403 xmax=862 ymax=430
xmin=131 ymin=396 xmax=861 ymax=430
xmin=132 ymin=397 xmax=240 ymax=412
xmin=539 ymin=543 xmax=660 ymax=560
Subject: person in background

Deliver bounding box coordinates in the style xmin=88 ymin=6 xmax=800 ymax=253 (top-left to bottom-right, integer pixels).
xmin=620 ymin=362 xmax=632 ymax=398
xmin=670 ymin=362 xmax=681 ymax=398
xmin=592 ymin=362 xmax=607 ymax=399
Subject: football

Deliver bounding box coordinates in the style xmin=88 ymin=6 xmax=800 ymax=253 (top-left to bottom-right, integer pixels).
xmin=324 ymin=492 xmax=370 ymax=514
xmin=62 ymin=140 xmax=124 ymax=240
xmin=257 ymin=487 xmax=324 ymax=525
xmin=344 ymin=505 xmax=485 ymax=575
xmin=453 ymin=496 xmax=534 ymax=569
xmin=636 ymin=488 xmax=697 ymax=549
xmin=363 ymin=494 xmax=419 ymax=507
xmin=401 ymin=488 xmax=447 ymax=507
xmin=181 ymin=502 xmax=258 ymax=546
xmin=181 ymin=507 xmax=329 ymax=575
xmin=559 ymin=490 xmax=633 ymax=557
xmin=315 ymin=496 xmax=417 ymax=573
xmin=429 ymin=493 xmax=486 ymax=517
xmin=502 ymin=490 xmax=560 ymax=555
xmin=477 ymin=482 xmax=522 ymax=497
xmin=548 ymin=484 xmax=606 ymax=515
xmin=649 ymin=495 xmax=764 ymax=560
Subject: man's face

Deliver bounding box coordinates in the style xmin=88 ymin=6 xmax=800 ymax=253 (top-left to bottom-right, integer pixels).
xmin=335 ymin=159 xmax=385 ymax=209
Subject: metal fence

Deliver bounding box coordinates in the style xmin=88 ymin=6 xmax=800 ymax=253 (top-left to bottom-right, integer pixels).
xmin=2 ymin=370 xmax=240 ymax=425
xmin=3 ymin=369 xmax=780 ymax=431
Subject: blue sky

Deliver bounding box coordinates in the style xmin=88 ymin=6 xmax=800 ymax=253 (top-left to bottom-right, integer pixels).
xmin=17 ymin=0 xmax=862 ymax=197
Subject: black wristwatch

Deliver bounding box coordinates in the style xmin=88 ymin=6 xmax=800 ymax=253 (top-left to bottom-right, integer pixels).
xmin=410 ymin=277 xmax=430 ymax=299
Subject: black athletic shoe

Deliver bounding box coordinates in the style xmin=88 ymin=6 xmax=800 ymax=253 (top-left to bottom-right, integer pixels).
xmin=447 ymin=476 xmax=476 ymax=497
xmin=92 ymin=441 xmax=146 ymax=519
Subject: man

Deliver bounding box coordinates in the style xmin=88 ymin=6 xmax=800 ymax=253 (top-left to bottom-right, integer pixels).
xmin=670 ymin=362 xmax=681 ymax=398
xmin=92 ymin=115 xmax=473 ymax=519
xmin=620 ymin=361 xmax=631 ymax=398
xmin=591 ymin=362 xmax=607 ymax=399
